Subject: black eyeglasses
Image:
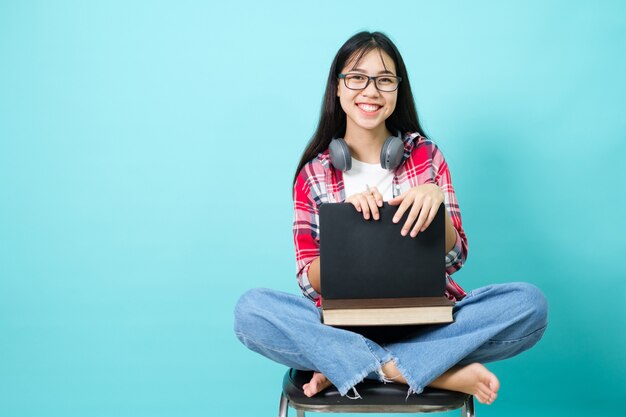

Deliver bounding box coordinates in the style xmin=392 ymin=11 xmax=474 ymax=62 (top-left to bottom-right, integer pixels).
xmin=338 ymin=73 xmax=402 ymax=92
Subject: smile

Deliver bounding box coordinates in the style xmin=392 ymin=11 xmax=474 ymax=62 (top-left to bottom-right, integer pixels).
xmin=356 ymin=103 xmax=382 ymax=113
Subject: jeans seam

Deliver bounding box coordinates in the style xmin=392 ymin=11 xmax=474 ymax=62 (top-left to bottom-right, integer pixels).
xmin=486 ymin=323 xmax=548 ymax=344
xmin=361 ymin=335 xmax=392 ymax=365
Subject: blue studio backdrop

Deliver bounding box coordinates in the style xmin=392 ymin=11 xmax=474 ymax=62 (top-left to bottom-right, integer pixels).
xmin=0 ymin=1 xmax=624 ymax=417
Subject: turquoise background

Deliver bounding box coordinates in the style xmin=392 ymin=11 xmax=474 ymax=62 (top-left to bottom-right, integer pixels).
xmin=1 ymin=1 xmax=624 ymax=416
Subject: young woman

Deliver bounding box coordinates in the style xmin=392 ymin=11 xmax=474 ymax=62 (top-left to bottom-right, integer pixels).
xmin=234 ymin=31 xmax=548 ymax=404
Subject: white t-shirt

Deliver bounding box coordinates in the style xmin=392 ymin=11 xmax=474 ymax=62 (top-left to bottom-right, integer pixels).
xmin=343 ymin=158 xmax=395 ymax=201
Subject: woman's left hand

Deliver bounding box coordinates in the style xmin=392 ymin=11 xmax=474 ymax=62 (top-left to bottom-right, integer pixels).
xmin=388 ymin=184 xmax=444 ymax=237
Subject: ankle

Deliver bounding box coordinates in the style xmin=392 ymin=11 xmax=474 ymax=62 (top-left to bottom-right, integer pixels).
xmin=381 ymin=361 xmax=407 ymax=384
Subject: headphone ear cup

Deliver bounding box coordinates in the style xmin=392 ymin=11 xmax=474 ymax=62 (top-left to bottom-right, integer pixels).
xmin=329 ymin=138 xmax=352 ymax=171
xmin=380 ymin=134 xmax=404 ymax=170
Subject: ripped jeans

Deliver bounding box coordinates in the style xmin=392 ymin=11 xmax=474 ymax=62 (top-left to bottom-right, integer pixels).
xmin=233 ymin=282 xmax=548 ymax=397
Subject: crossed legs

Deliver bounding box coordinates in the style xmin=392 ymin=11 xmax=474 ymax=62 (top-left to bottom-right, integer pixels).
xmin=235 ymin=283 xmax=547 ymax=404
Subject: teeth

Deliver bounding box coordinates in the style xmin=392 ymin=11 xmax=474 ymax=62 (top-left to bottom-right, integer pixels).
xmin=358 ymin=104 xmax=380 ymax=112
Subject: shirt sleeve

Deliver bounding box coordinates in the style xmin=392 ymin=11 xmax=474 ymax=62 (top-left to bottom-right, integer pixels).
xmin=431 ymin=144 xmax=468 ymax=276
xmin=293 ymin=168 xmax=321 ymax=304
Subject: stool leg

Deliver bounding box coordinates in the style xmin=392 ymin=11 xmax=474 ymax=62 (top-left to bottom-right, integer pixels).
xmin=278 ymin=393 xmax=288 ymax=417
xmin=296 ymin=410 xmax=305 ymax=417
xmin=462 ymin=395 xmax=475 ymax=417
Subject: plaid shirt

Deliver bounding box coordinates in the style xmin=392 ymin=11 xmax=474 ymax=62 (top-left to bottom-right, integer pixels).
xmin=293 ymin=132 xmax=468 ymax=306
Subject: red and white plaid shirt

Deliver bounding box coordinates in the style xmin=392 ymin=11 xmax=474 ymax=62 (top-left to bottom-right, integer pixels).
xmin=293 ymin=133 xmax=468 ymax=306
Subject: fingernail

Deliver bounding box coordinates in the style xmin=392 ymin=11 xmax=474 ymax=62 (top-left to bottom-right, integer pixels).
xmin=401 ymin=229 xmax=407 ymax=236
xmin=377 ymin=200 xmax=382 ymax=207
xmin=393 ymin=217 xmax=398 ymax=223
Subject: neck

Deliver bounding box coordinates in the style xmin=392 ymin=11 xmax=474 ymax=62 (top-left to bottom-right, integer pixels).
xmin=344 ymin=123 xmax=392 ymax=163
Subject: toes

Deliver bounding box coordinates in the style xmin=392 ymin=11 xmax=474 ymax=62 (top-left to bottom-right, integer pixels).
xmin=303 ymin=373 xmax=331 ymax=398
xmin=476 ymin=383 xmax=497 ymax=405
xmin=475 ymin=383 xmax=495 ymax=404
xmin=476 ymin=391 xmax=497 ymax=405
xmin=475 ymin=392 xmax=488 ymax=404
xmin=478 ymin=368 xmax=499 ymax=393
xmin=302 ymin=382 xmax=315 ymax=397
xmin=489 ymin=377 xmax=500 ymax=392
xmin=475 ymin=390 xmax=490 ymax=404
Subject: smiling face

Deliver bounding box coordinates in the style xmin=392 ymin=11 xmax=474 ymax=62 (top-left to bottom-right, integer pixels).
xmin=337 ymin=48 xmax=398 ymax=137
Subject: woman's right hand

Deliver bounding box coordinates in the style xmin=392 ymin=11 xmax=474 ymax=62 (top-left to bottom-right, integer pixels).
xmin=345 ymin=186 xmax=384 ymax=220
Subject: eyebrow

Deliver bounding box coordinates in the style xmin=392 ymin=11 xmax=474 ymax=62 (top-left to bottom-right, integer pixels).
xmin=348 ymin=68 xmax=396 ymax=75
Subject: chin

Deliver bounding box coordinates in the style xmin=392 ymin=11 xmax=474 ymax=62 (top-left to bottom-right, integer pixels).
xmin=356 ymin=120 xmax=386 ymax=131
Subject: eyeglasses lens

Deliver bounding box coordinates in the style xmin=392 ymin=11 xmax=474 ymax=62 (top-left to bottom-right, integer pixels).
xmin=344 ymin=74 xmax=399 ymax=92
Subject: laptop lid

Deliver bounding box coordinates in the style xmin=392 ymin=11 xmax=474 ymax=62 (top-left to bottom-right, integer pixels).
xmin=319 ymin=202 xmax=445 ymax=300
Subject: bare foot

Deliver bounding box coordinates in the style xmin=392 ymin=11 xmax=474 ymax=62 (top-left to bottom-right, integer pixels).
xmin=302 ymin=372 xmax=333 ymax=397
xmin=429 ymin=363 xmax=500 ymax=405
xmin=382 ymin=361 xmax=499 ymax=405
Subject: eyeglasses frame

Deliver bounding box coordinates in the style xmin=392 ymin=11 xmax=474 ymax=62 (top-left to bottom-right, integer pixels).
xmin=338 ymin=73 xmax=403 ymax=92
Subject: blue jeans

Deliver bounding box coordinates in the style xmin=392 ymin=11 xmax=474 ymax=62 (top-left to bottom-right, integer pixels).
xmin=233 ymin=282 xmax=548 ymax=397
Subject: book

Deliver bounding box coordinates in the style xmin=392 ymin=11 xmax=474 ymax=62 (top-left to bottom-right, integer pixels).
xmin=321 ymin=296 xmax=454 ymax=326
xmin=319 ymin=203 xmax=452 ymax=327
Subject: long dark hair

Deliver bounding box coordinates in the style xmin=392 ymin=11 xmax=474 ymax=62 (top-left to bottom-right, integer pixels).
xmin=293 ymin=31 xmax=426 ymax=184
